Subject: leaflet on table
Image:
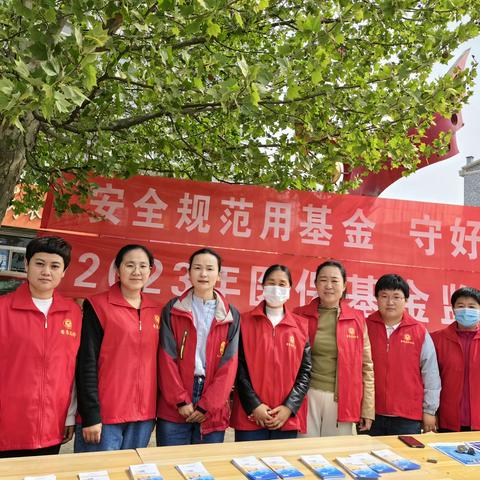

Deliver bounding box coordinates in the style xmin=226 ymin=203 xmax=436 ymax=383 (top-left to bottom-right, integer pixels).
xmin=299 ymin=454 xmax=345 ymax=479
xmin=335 ymin=456 xmax=379 ymax=479
xmin=348 ymin=454 xmax=395 ymax=474
xmin=78 ymin=471 xmax=110 ymax=480
xmin=175 ymin=461 xmax=215 ymax=480
xmin=24 ymin=476 xmax=56 ymax=480
xmin=370 ymin=449 xmax=420 ymax=471
xmin=260 ymin=456 xmax=304 ymax=478
xmin=232 ymin=456 xmax=280 ymax=480
xmin=467 ymin=441 xmax=480 ymax=452
xmin=128 ymin=463 xmax=163 ymax=480
xmin=429 ymin=442 xmax=480 ymax=466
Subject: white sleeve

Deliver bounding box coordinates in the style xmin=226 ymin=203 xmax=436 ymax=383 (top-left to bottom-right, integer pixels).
xmin=65 ymin=380 xmax=77 ymax=426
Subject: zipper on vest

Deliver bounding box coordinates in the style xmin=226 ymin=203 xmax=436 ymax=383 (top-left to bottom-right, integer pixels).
xmin=180 ymin=330 xmax=188 ymax=359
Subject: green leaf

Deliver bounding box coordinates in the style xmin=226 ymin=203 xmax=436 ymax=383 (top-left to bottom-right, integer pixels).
xmin=40 ymin=62 xmax=57 ymax=77
xmin=234 ymin=12 xmax=244 ymax=28
xmin=0 ymin=78 xmax=14 ymax=95
xmin=83 ymin=63 xmax=97 ymax=90
xmin=237 ymin=56 xmax=249 ymax=77
xmin=286 ymin=84 xmax=300 ymax=100
xmin=14 ymin=60 xmax=30 ymax=79
xmin=74 ymin=26 xmax=83 ymax=48
xmin=311 ymin=68 xmax=323 ymax=84
xmin=206 ymin=20 xmax=221 ymax=38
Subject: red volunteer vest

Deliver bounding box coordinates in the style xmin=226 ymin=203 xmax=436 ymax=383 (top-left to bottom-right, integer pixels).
xmin=367 ymin=311 xmax=425 ymax=421
xmin=88 ymin=283 xmax=160 ymax=423
xmin=0 ymin=283 xmax=81 ymax=451
xmin=230 ymin=302 xmax=309 ymax=432
xmin=432 ymin=323 xmax=480 ymax=431
xmin=294 ymin=298 xmax=365 ymax=422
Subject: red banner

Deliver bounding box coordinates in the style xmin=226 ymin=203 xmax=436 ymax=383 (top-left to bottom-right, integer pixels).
xmin=55 ymin=233 xmax=476 ymax=332
xmin=42 ymin=176 xmax=480 ymax=271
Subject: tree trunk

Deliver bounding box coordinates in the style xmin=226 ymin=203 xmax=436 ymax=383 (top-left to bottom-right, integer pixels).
xmin=0 ymin=113 xmax=39 ymax=223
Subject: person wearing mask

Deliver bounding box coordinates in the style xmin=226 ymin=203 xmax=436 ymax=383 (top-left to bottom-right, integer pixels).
xmin=75 ymin=244 xmax=160 ymax=451
xmin=231 ymin=265 xmax=312 ymax=441
xmin=0 ymin=236 xmax=81 ymax=458
xmin=156 ymin=247 xmax=240 ymax=445
xmin=367 ymin=274 xmax=441 ymax=436
xmin=432 ymin=287 xmax=480 ymax=432
xmin=294 ymin=260 xmax=374 ymax=436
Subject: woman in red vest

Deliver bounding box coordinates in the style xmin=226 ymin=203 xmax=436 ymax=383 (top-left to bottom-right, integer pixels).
xmin=294 ymin=260 xmax=374 ymax=436
xmin=75 ymin=244 xmax=160 ymax=451
xmin=231 ymin=264 xmax=312 ymax=441
xmin=432 ymin=287 xmax=480 ymax=432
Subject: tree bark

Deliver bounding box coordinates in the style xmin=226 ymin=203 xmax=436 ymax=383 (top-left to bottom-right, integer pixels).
xmin=0 ymin=113 xmax=39 ymax=223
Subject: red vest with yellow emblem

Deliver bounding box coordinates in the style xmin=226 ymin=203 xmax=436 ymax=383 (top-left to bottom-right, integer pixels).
xmin=294 ymin=298 xmax=365 ymax=422
xmin=367 ymin=311 xmax=426 ymax=420
xmin=0 ymin=282 xmax=82 ymax=451
xmin=88 ymin=283 xmax=161 ymax=423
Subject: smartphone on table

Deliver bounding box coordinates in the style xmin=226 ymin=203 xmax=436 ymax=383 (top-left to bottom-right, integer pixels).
xmin=398 ymin=435 xmax=425 ymax=448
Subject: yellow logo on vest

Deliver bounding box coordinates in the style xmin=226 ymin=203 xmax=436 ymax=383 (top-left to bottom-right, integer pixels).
xmin=218 ymin=340 xmax=226 ymax=357
xmin=60 ymin=318 xmax=77 ymax=338
xmin=346 ymin=327 xmax=359 ymax=339
xmin=401 ymin=333 xmax=414 ymax=345
xmin=153 ymin=314 xmax=160 ymax=329
xmin=286 ymin=335 xmax=296 ymax=349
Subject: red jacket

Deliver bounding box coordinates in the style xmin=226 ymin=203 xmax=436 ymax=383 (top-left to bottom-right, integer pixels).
xmin=157 ymin=288 xmax=240 ymax=435
xmin=85 ymin=283 xmax=161 ymax=424
xmin=294 ymin=298 xmax=368 ymax=422
xmin=0 ymin=283 xmax=81 ymax=451
xmin=432 ymin=323 xmax=480 ymax=431
xmin=230 ymin=302 xmax=310 ymax=432
xmin=367 ymin=311 xmax=425 ymax=420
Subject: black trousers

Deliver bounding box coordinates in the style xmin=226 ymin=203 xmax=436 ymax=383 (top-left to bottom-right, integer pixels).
xmin=0 ymin=443 xmax=61 ymax=458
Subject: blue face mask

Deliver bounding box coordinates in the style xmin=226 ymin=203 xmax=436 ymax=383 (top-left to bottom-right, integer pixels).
xmin=454 ymin=308 xmax=480 ymax=328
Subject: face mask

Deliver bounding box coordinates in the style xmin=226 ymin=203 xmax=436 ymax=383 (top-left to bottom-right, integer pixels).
xmin=454 ymin=308 xmax=480 ymax=328
xmin=263 ymin=285 xmax=290 ymax=307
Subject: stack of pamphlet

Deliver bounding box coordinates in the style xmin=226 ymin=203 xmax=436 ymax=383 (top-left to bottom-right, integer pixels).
xmin=335 ymin=456 xmax=379 ymax=479
xmin=232 ymin=456 xmax=280 ymax=480
xmin=299 ymin=454 xmax=345 ymax=479
xmin=128 ymin=464 xmax=163 ymax=480
xmin=260 ymin=456 xmax=304 ymax=478
xmin=24 ymin=476 xmax=56 ymax=480
xmin=429 ymin=442 xmax=480 ymax=466
xmin=370 ymin=449 xmax=420 ymax=471
xmin=348 ymin=454 xmax=395 ymax=474
xmin=78 ymin=471 xmax=110 ymax=480
xmin=175 ymin=462 xmax=215 ymax=480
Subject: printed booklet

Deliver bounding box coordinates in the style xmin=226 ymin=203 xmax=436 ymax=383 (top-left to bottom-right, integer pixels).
xmin=175 ymin=462 xmax=215 ymax=480
xmin=299 ymin=454 xmax=345 ymax=479
xmin=128 ymin=463 xmax=163 ymax=480
xmin=370 ymin=449 xmax=420 ymax=471
xmin=348 ymin=454 xmax=395 ymax=474
xmin=24 ymin=476 xmax=56 ymax=480
xmin=232 ymin=456 xmax=280 ymax=480
xmin=429 ymin=442 xmax=480 ymax=466
xmin=335 ymin=457 xmax=379 ymax=479
xmin=260 ymin=456 xmax=304 ymax=478
xmin=78 ymin=472 xmax=110 ymax=480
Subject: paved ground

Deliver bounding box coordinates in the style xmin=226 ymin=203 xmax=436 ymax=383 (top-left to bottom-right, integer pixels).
xmin=60 ymin=427 xmax=234 ymax=453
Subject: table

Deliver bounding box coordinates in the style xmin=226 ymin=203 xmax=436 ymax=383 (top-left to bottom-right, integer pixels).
xmin=380 ymin=431 xmax=480 ymax=480
xmin=0 ymin=449 xmax=142 ymax=479
xmin=137 ymin=435 xmax=450 ymax=479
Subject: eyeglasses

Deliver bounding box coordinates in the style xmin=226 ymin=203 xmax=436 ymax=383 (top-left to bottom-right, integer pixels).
xmin=121 ymin=263 xmax=151 ymax=272
xmin=377 ymin=295 xmax=406 ymax=303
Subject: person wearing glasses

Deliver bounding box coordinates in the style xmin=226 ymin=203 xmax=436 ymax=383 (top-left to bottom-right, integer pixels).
xmin=75 ymin=244 xmax=160 ymax=451
xmin=367 ymin=274 xmax=441 ymax=436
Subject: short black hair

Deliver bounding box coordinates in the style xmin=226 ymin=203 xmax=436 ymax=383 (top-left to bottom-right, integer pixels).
xmin=451 ymin=287 xmax=480 ymax=307
xmin=26 ymin=236 xmax=72 ymax=269
xmin=188 ymin=247 xmax=221 ymax=272
xmin=314 ymin=260 xmax=347 ymax=284
xmin=374 ymin=274 xmax=409 ymax=299
xmin=262 ymin=264 xmax=292 ymax=286
xmin=114 ymin=244 xmax=154 ymax=269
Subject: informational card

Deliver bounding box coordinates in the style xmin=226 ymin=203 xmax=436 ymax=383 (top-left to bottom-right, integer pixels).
xmin=370 ymin=449 xmax=420 ymax=471
xmin=429 ymin=442 xmax=480 ymax=466
xmin=232 ymin=456 xmax=280 ymax=480
xmin=348 ymin=454 xmax=395 ymax=474
xmin=175 ymin=462 xmax=215 ymax=480
xmin=260 ymin=456 xmax=304 ymax=478
xmin=24 ymin=476 xmax=56 ymax=480
xmin=128 ymin=463 xmax=163 ymax=480
xmin=78 ymin=471 xmax=110 ymax=480
xmin=335 ymin=456 xmax=379 ymax=479
xmin=299 ymin=454 xmax=345 ymax=479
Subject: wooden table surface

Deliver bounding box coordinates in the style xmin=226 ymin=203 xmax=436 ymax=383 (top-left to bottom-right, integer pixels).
xmin=137 ymin=434 xmax=457 ymax=480
xmin=0 ymin=449 xmax=142 ymax=479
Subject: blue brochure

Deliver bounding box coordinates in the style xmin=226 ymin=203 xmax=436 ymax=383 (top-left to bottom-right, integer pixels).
xmin=232 ymin=456 xmax=281 ymax=480
xmin=299 ymin=454 xmax=345 ymax=479
xmin=371 ymin=449 xmax=420 ymax=471
xmin=429 ymin=442 xmax=480 ymax=466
